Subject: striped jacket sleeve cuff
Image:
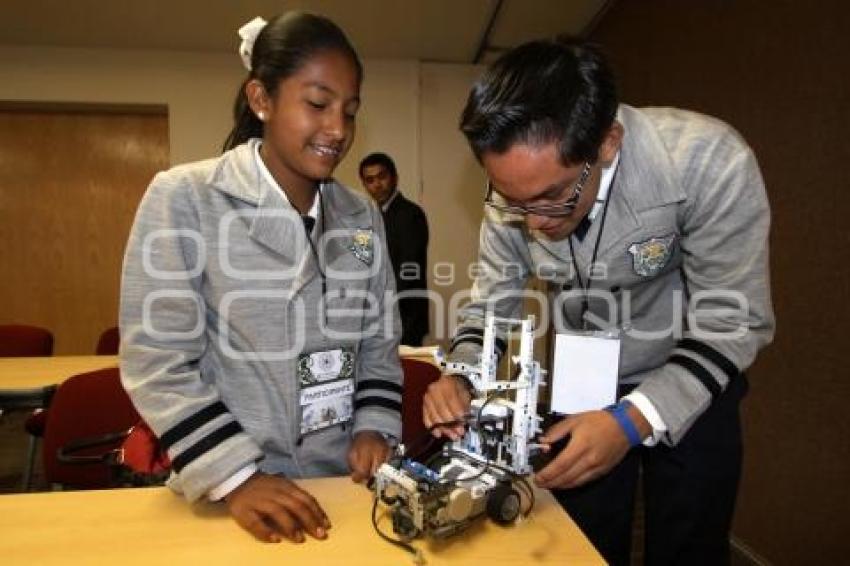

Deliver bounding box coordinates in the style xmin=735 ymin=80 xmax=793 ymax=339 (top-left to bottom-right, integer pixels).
xmin=160 ymin=401 xmax=244 ymax=473
xmin=667 ymin=338 xmax=740 ymax=401
xmin=353 ymin=379 xmax=403 ymax=413
xmin=631 ymin=339 xmax=744 ymax=446
xmin=157 ymin=400 xmax=264 ymax=502
xmin=352 ymin=378 xmax=403 ymax=440
xmin=449 ymin=326 xmax=507 ymax=357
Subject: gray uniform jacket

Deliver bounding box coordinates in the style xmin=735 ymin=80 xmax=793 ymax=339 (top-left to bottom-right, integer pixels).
xmin=120 ymin=139 xmax=402 ymax=502
xmin=450 ymin=105 xmax=774 ymax=445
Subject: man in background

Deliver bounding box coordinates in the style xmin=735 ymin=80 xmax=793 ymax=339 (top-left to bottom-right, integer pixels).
xmin=359 ymin=152 xmax=430 ymax=346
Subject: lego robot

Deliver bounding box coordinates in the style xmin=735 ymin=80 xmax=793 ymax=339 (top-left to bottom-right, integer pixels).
xmin=372 ymin=315 xmax=546 ymax=543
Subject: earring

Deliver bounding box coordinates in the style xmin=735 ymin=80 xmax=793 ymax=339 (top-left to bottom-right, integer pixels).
xmin=257 ymin=111 xmax=266 ymax=121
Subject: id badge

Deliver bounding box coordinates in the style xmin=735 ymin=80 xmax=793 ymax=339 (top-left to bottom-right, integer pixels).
xmin=550 ymin=331 xmax=620 ymax=414
xmin=297 ymin=347 xmax=356 ymax=435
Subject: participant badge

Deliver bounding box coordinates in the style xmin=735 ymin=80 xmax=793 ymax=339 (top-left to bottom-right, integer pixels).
xmin=297 ymin=347 xmax=356 ymax=435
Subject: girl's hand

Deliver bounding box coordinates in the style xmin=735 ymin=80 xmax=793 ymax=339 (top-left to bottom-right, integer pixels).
xmin=225 ymin=472 xmax=331 ymax=543
xmin=347 ymin=430 xmax=391 ymax=483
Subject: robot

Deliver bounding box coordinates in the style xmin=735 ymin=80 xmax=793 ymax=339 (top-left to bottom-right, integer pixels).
xmin=371 ymin=315 xmax=546 ymax=544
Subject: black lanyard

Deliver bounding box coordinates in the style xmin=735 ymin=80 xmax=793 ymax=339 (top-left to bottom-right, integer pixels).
xmin=303 ymin=187 xmax=328 ymax=323
xmin=566 ymin=165 xmax=618 ymax=331
xmin=255 ymin=147 xmax=329 ymax=325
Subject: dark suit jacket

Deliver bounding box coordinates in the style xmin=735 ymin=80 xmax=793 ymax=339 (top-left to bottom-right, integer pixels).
xmin=382 ymin=191 xmax=429 ymax=345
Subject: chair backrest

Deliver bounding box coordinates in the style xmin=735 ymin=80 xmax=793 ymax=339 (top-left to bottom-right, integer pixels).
xmin=400 ymin=358 xmax=442 ymax=447
xmin=95 ymin=326 xmax=120 ymax=355
xmin=0 ymin=324 xmax=54 ymax=357
xmin=42 ymin=367 xmax=140 ymax=489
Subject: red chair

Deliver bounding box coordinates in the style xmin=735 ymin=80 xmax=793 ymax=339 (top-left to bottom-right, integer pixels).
xmin=95 ymin=326 xmax=120 ymax=355
xmin=41 ymin=367 xmax=140 ymax=489
xmin=0 ymin=324 xmax=53 ymax=357
xmin=22 ymin=326 xmax=121 ymax=489
xmin=400 ymin=358 xmax=442 ymax=455
xmin=0 ymin=324 xmax=54 ymax=489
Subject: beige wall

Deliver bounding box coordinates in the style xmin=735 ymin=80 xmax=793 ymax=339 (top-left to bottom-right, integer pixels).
xmin=0 ymin=45 xmax=486 ymax=348
xmin=334 ymin=59 xmax=421 ymax=199
xmin=0 ymin=46 xmax=428 ymax=180
xmin=0 ymin=46 xmax=241 ymax=166
xmin=420 ymin=63 xmax=486 ymax=342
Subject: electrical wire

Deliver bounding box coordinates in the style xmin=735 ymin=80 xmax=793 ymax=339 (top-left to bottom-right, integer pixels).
xmin=427 ymin=392 xmax=500 ymax=485
xmin=416 ymin=376 xmax=536 ymax=517
xmin=370 ymin=496 xmax=423 ymax=563
xmin=400 ymin=411 xmax=475 ymax=462
xmin=402 ymin=425 xmax=441 ymax=461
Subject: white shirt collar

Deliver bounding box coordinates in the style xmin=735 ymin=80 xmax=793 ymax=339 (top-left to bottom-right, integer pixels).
xmin=587 ymin=150 xmax=621 ymax=222
xmin=254 ymin=142 xmax=320 ymax=219
xmin=380 ymin=188 xmax=400 ymax=213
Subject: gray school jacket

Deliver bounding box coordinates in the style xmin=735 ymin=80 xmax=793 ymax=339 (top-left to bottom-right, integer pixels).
xmin=450 ymin=105 xmax=775 ymax=445
xmin=119 ymin=139 xmax=402 ymax=502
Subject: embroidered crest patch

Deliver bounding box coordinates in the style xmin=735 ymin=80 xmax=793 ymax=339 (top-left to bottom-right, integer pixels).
xmin=349 ymin=228 xmax=374 ymax=265
xmin=628 ymin=234 xmax=675 ymax=277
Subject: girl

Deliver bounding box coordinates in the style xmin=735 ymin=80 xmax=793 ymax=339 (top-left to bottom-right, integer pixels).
xmin=119 ymin=13 xmax=402 ymax=544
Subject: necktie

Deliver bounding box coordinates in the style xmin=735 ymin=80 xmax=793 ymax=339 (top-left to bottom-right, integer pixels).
xmin=302 ymin=215 xmax=315 ymax=234
xmin=573 ymin=215 xmax=592 ymax=242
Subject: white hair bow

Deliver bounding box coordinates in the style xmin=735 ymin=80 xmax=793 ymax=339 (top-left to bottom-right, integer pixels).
xmin=238 ymin=16 xmax=268 ymax=71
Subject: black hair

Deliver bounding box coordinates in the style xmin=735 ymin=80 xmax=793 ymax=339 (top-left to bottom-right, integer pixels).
xmin=223 ymin=12 xmax=363 ymax=151
xmin=459 ymin=36 xmax=617 ymax=166
xmin=358 ymin=152 xmax=397 ymax=178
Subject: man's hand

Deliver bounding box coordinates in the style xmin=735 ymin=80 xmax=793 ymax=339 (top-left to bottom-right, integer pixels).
xmin=348 ymin=430 xmax=391 ymax=483
xmin=225 ymin=472 xmax=331 ymax=544
xmin=534 ymin=409 xmax=639 ymax=489
xmin=423 ymin=374 xmax=472 ymax=440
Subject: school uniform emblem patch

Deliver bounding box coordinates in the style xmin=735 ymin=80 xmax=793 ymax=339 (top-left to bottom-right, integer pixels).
xmin=628 ymin=234 xmax=675 ymax=277
xmin=349 ymin=228 xmax=374 ymax=265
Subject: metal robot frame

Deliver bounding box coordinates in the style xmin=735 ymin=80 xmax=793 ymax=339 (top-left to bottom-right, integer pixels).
xmin=372 ymin=314 xmax=546 ymax=543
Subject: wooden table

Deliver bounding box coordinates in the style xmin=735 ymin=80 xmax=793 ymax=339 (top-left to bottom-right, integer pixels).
xmin=0 ymin=355 xmax=118 ymax=389
xmin=0 ymin=477 xmax=603 ymax=565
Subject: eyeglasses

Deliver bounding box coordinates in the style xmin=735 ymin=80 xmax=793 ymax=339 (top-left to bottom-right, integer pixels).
xmin=484 ymin=162 xmax=592 ymax=218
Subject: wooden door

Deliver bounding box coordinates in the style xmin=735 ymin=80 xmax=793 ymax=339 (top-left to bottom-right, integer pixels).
xmin=0 ymin=104 xmax=169 ymax=354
